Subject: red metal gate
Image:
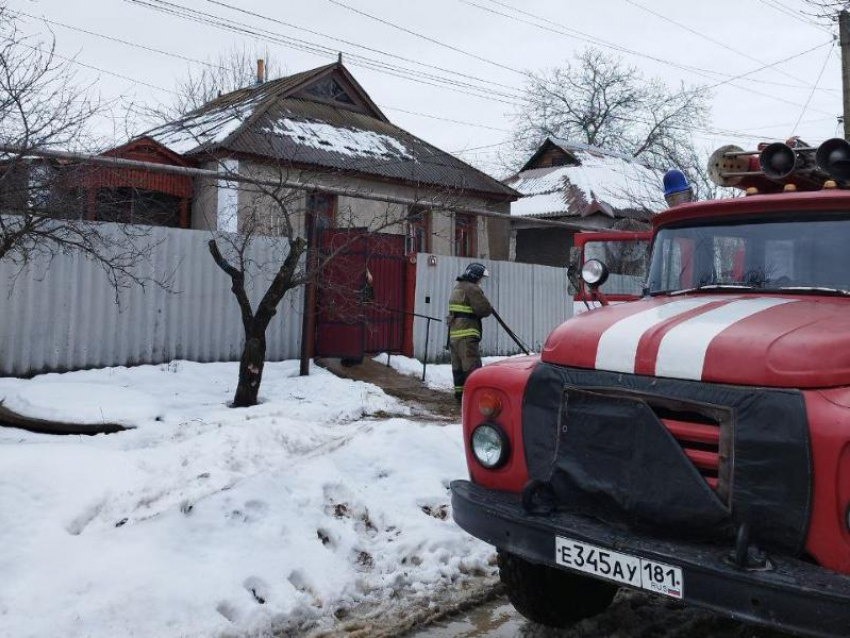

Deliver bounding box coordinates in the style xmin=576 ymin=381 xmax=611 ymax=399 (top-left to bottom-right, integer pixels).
xmin=315 ymin=230 xmax=407 ymax=359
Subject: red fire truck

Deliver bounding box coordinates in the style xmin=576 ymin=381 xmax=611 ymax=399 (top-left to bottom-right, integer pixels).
xmin=452 ymin=138 xmax=850 ymax=636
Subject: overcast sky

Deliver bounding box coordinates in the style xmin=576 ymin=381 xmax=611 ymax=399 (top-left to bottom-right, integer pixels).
xmin=9 ymin=0 xmax=845 ymax=177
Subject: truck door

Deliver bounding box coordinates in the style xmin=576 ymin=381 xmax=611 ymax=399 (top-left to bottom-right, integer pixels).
xmin=573 ymin=231 xmax=652 ymax=314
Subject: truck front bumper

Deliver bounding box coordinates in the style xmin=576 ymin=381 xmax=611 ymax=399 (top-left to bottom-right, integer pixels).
xmin=451 ymin=479 xmax=850 ymax=638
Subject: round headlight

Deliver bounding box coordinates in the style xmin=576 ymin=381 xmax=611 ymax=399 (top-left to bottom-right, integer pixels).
xmin=471 ymin=423 xmax=510 ymax=470
xmin=581 ymin=259 xmax=609 ymax=288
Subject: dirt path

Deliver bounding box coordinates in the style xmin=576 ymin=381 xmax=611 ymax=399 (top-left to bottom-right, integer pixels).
xmin=409 ymin=591 xmax=801 ymax=638
xmin=317 ymin=357 xmax=459 ymax=420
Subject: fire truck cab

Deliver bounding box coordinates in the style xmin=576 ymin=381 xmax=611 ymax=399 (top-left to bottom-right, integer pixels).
xmin=452 ymin=138 xmax=850 ymax=636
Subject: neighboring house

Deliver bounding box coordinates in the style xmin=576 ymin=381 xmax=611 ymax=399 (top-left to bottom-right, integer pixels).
xmin=1 ymin=138 xmax=196 ymax=228
xmin=142 ymin=60 xmax=518 ymax=259
xmin=505 ymin=137 xmax=665 ymax=267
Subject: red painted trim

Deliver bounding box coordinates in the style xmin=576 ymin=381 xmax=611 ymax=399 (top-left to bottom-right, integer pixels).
xmin=804 ymin=389 xmax=850 ymax=573
xmin=661 ymin=419 xmax=721 ymax=445
xmin=633 ymin=298 xmax=737 ymax=376
xmin=573 ymin=230 xmax=652 ymax=247
xmin=402 ymin=258 xmax=416 ymax=357
xmin=654 ymin=190 xmax=850 ymax=230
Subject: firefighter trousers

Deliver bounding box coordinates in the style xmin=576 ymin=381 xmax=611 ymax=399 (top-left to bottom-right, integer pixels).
xmin=450 ymin=336 xmax=482 ymax=401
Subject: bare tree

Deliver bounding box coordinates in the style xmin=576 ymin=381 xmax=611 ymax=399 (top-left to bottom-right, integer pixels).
xmin=513 ymin=47 xmax=710 ymax=176
xmin=202 ymin=155 xmax=432 ymax=407
xmin=168 ymin=46 xmax=281 ymax=117
xmin=0 ymin=3 xmax=162 ymax=296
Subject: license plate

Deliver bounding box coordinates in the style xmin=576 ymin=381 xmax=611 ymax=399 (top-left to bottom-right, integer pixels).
xmin=555 ymin=536 xmax=684 ymax=599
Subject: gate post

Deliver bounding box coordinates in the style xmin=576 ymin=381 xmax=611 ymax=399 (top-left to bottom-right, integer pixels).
xmin=402 ymin=256 xmax=417 ymax=357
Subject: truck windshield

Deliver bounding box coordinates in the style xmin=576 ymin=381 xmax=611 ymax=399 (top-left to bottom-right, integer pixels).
xmin=647 ymin=214 xmax=850 ymax=295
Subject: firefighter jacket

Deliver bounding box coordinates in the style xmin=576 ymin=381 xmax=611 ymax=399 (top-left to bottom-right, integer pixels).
xmin=448 ymin=280 xmax=493 ymax=341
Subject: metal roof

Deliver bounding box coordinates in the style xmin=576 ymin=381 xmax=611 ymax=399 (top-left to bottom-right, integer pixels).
xmin=144 ymin=62 xmax=517 ymax=201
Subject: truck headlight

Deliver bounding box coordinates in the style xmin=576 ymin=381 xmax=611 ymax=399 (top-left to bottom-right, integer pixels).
xmin=471 ymin=423 xmax=510 ymax=469
xmin=581 ymin=259 xmax=609 ymax=288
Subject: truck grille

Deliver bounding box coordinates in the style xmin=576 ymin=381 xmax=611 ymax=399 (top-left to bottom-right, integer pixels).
xmin=658 ymin=415 xmax=725 ymax=495
xmin=575 ymin=389 xmax=733 ymax=503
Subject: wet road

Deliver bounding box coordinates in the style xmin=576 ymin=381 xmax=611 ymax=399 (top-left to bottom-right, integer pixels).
xmin=411 ymin=592 xmax=800 ymax=638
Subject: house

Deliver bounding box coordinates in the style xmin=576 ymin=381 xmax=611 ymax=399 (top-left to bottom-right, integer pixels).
xmin=505 ymin=137 xmax=665 ymax=267
xmin=1 ymin=138 xmax=195 ymax=227
xmin=141 ymin=59 xmax=519 ymax=259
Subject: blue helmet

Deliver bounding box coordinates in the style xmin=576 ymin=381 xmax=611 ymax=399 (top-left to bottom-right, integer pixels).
xmin=663 ymin=169 xmax=691 ymax=197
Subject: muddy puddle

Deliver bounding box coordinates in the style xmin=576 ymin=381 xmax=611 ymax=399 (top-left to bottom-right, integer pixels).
xmin=410 ymin=591 xmax=800 ymax=638
xmin=410 ymin=598 xmax=522 ymax=637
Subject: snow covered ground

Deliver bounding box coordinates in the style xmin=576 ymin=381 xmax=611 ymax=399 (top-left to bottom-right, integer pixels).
xmin=373 ymin=354 xmax=520 ymax=391
xmin=0 ymin=361 xmax=494 ymax=638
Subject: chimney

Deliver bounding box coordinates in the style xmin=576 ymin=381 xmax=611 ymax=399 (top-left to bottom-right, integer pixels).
xmin=256 ymin=58 xmax=265 ymax=84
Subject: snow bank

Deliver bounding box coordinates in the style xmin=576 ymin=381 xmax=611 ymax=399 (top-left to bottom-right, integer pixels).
xmin=1 ymin=383 xmax=163 ymax=426
xmin=373 ymin=354 xmax=512 ymax=392
xmin=0 ymin=361 xmax=492 ymax=638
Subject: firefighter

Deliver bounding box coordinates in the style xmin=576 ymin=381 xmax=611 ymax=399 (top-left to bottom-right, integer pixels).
xmin=448 ymin=262 xmax=492 ymax=402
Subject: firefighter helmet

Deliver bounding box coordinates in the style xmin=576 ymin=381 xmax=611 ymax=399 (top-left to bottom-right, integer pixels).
xmin=463 ymin=262 xmax=489 ymax=282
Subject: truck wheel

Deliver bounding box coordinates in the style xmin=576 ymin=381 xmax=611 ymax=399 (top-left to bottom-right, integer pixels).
xmin=497 ymin=550 xmax=617 ymax=628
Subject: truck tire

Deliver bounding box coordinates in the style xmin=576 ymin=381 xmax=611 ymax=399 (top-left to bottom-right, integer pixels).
xmin=498 ymin=550 xmax=617 ymax=628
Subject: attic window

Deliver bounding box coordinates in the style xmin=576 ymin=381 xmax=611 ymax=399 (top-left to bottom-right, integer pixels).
xmin=304 ymin=78 xmax=355 ymax=105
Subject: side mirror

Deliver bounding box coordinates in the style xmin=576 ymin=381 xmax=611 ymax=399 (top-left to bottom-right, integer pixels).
xmin=581 ymin=259 xmax=609 ymax=289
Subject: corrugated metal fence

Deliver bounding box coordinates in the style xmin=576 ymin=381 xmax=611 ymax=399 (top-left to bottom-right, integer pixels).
xmin=0 ymin=224 xmax=303 ymax=376
xmin=412 ymin=254 xmax=572 ymax=361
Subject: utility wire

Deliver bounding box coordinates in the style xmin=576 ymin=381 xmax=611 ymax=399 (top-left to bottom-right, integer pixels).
xmin=121 ymin=0 xmax=528 ymax=106
xmin=622 ymin=0 xmax=838 ymax=93
xmin=465 ymin=0 xmax=838 ymax=117
xmin=705 ymin=40 xmax=833 ymax=90
xmin=16 ymin=7 xmax=513 ymax=133
xmin=792 ymin=41 xmax=836 ymax=135
xmin=17 ymin=0 xmax=838 ymax=167
xmin=758 ymin=0 xmax=835 ymax=34
xmin=324 ymin=0 xmax=526 ymax=77
xmin=203 ymin=0 xmax=520 ymax=98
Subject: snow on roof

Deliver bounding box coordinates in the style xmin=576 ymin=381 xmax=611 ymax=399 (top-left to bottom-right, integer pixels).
xmin=262 ymin=117 xmax=413 ymax=160
xmin=507 ymin=140 xmax=665 ymax=219
xmin=146 ymin=99 xmax=261 ymax=155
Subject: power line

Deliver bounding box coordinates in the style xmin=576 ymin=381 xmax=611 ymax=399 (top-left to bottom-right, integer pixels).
xmin=324 ymin=0 xmax=526 ymax=77
xmin=464 ymin=0 xmax=838 ymax=117
xmin=792 ymin=41 xmax=836 ymax=134
xmin=758 ymin=0 xmax=835 ymax=34
xmin=204 ymin=0 xmax=522 ymax=99
xmin=16 ymin=40 xmax=179 ymax=96
xmin=621 ymin=0 xmax=838 ymax=93
xmin=705 ymin=40 xmax=833 ymax=90
xmin=15 ymin=8 xmax=514 ymax=133
xmin=17 ymin=0 xmax=838 ymax=167
xmin=121 ymin=0 xmax=529 ymax=106
xmin=120 ymin=0 xmax=838 ymax=123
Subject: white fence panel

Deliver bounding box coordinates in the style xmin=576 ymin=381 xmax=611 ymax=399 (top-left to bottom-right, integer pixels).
xmin=0 ymin=223 xmax=303 ymax=376
xmin=532 ymin=264 xmax=571 ymax=351
xmin=413 ymin=254 xmax=572 ymax=361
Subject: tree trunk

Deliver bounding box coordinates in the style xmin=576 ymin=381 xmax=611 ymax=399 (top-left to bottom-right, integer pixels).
xmin=233 ymin=330 xmax=266 ymax=408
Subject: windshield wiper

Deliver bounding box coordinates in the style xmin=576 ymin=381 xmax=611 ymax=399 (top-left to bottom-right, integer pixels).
xmin=664 ymin=284 xmax=763 ymax=296
xmin=773 ymin=286 xmax=850 ymax=297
